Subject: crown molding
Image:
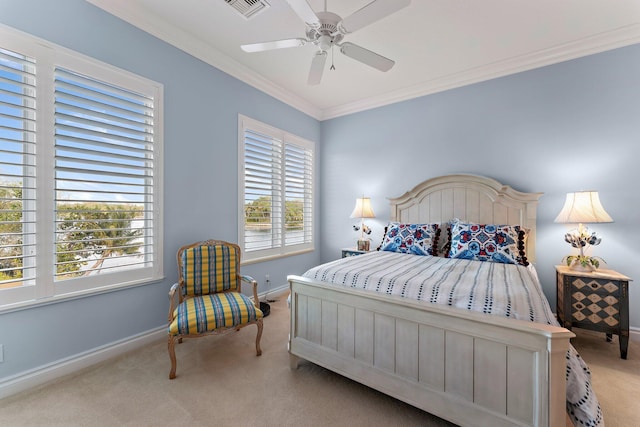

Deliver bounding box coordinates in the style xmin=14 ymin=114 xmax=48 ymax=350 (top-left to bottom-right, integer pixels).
xmin=87 ymin=1 xmax=640 ymax=122
xmin=86 ymin=0 xmax=323 ymax=120
xmin=320 ymin=24 xmax=640 ymax=120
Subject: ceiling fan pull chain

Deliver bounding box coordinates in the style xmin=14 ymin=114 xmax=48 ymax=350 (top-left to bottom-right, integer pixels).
xmin=330 ymin=46 xmax=336 ymax=71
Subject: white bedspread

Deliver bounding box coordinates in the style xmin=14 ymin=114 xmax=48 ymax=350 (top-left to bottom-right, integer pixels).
xmin=303 ymin=251 xmax=604 ymax=427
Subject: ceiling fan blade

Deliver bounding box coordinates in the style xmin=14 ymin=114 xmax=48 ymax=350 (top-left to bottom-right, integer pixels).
xmin=285 ymin=0 xmax=320 ymax=28
xmin=308 ymin=51 xmax=327 ymax=85
xmin=339 ymin=0 xmax=411 ymax=34
xmin=339 ymin=42 xmax=395 ymax=72
xmin=241 ymin=38 xmax=308 ymax=53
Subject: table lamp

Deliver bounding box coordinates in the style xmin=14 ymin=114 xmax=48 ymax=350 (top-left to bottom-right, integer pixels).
xmin=554 ymin=191 xmax=613 ymax=271
xmin=350 ymin=196 xmax=375 ymax=251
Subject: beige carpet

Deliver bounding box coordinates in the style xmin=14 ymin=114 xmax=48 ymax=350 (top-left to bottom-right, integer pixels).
xmin=0 ymin=291 xmax=637 ymax=426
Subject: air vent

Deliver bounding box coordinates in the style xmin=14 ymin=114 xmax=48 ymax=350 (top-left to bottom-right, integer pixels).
xmin=224 ymin=0 xmax=270 ymax=19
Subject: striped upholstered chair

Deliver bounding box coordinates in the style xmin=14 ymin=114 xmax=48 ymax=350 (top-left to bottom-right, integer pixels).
xmin=167 ymin=240 xmax=263 ymax=379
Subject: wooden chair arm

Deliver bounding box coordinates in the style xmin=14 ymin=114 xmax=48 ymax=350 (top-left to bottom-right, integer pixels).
xmin=168 ymin=282 xmax=180 ymax=322
xmin=240 ymin=274 xmax=259 ymax=305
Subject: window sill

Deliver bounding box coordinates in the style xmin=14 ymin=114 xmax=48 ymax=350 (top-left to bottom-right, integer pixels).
xmin=241 ymin=248 xmax=315 ymax=265
xmin=0 ymin=276 xmax=165 ymax=315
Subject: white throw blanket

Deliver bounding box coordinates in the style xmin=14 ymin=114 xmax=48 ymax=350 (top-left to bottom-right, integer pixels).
xmin=303 ymin=251 xmax=603 ymax=427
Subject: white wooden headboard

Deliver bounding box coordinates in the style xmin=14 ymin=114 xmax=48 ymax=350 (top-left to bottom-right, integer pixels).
xmin=388 ymin=174 xmax=543 ymax=261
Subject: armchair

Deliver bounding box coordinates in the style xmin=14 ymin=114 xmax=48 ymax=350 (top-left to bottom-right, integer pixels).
xmin=168 ymin=240 xmax=263 ymax=379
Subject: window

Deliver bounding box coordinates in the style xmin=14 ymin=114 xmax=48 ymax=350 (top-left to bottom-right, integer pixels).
xmin=238 ymin=115 xmax=314 ymax=262
xmin=0 ymin=26 xmax=163 ymax=310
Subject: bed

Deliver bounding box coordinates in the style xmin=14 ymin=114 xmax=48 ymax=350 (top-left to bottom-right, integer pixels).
xmin=287 ymin=174 xmax=602 ymax=427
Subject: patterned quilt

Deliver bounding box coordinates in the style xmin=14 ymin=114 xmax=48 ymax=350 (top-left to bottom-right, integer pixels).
xmin=302 ymin=251 xmax=604 ymax=427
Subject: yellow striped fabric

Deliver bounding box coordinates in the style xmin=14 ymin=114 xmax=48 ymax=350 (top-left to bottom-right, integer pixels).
xmin=182 ymin=245 xmax=238 ymax=296
xmin=169 ymin=292 xmax=263 ymax=336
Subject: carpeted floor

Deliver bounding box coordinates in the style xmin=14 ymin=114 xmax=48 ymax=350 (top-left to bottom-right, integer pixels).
xmin=567 ymin=326 xmax=640 ymax=427
xmin=0 ymin=291 xmax=638 ymax=426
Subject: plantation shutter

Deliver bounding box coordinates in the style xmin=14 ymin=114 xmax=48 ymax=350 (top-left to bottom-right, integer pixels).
xmin=53 ymin=67 xmax=155 ymax=281
xmin=243 ymin=128 xmax=283 ymax=253
xmin=1 ymin=26 xmax=163 ymax=308
xmin=0 ymin=48 xmax=37 ymax=291
xmin=239 ymin=115 xmax=314 ymax=261
xmin=284 ymin=140 xmax=312 ymax=246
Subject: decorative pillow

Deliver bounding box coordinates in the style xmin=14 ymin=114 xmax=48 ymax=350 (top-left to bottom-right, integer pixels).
xmin=379 ymin=222 xmax=440 ymax=256
xmin=448 ymin=219 xmax=528 ymax=266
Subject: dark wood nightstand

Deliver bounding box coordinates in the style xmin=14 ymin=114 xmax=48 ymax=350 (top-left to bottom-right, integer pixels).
xmin=556 ymin=265 xmax=631 ymax=359
xmin=341 ymin=248 xmax=368 ymax=258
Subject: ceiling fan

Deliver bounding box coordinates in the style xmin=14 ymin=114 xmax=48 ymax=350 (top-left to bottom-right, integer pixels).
xmin=241 ymin=0 xmax=411 ymax=85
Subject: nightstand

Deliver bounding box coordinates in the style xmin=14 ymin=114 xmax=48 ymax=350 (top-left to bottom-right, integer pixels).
xmin=341 ymin=248 xmax=368 ymax=258
xmin=556 ymin=265 xmax=631 ymax=359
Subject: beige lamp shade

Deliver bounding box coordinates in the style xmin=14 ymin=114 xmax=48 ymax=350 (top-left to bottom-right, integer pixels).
xmin=350 ymin=197 xmax=375 ymax=219
xmin=554 ymin=191 xmax=613 ymax=224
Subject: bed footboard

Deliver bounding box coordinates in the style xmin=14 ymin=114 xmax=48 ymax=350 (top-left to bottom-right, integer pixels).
xmin=288 ymin=276 xmax=574 ymax=427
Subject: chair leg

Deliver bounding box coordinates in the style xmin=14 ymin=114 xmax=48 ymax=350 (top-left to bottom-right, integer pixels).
xmin=168 ymin=335 xmax=177 ymax=379
xmin=255 ymin=318 xmax=263 ymax=356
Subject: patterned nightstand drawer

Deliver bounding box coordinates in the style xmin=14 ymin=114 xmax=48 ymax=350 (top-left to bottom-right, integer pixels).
xmin=556 ymin=265 xmax=631 ymax=359
xmin=570 ymin=277 xmax=621 ymax=327
xmin=571 ymin=276 xmax=621 ymax=296
xmin=571 ymin=292 xmax=620 ymax=327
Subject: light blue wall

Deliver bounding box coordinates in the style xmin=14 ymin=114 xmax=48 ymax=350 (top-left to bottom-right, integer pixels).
xmin=0 ymin=0 xmax=321 ymax=378
xmin=1 ymin=0 xmax=638 ymax=384
xmin=321 ymin=44 xmax=640 ymax=327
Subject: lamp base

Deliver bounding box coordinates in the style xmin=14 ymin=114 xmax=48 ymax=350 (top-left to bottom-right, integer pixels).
xmin=357 ymin=239 xmax=370 ymax=251
xmin=569 ymin=261 xmax=596 ymax=272
xmin=564 ymin=255 xmax=599 ymax=272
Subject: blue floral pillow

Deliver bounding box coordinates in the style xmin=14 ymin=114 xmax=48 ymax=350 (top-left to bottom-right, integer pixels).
xmin=448 ymin=220 xmax=528 ymax=266
xmin=380 ymin=222 xmax=440 ymax=256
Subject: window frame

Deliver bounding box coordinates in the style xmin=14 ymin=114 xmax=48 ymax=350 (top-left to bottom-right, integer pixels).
xmin=0 ymin=25 xmax=164 ymax=312
xmin=238 ymin=114 xmax=314 ymax=263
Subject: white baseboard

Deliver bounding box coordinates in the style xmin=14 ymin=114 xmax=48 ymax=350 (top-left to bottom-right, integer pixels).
xmin=259 ymin=284 xmax=289 ymax=301
xmin=3 ymin=289 xmax=634 ymax=401
xmin=0 ymin=286 xmax=291 ymax=400
xmin=0 ymin=326 xmax=166 ymax=400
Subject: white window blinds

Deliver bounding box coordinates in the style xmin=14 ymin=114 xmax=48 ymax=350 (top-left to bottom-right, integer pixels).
xmin=53 ymin=67 xmax=155 ymax=281
xmin=284 ymin=142 xmax=313 ymax=246
xmin=239 ymin=115 xmax=314 ymax=262
xmin=0 ymin=26 xmax=163 ymax=309
xmin=243 ymin=128 xmax=283 ymax=252
xmin=0 ymin=47 xmax=37 ymax=292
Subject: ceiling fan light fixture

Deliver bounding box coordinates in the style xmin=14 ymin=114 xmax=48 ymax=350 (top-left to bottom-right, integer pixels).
xmin=316 ymin=35 xmax=333 ymax=51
